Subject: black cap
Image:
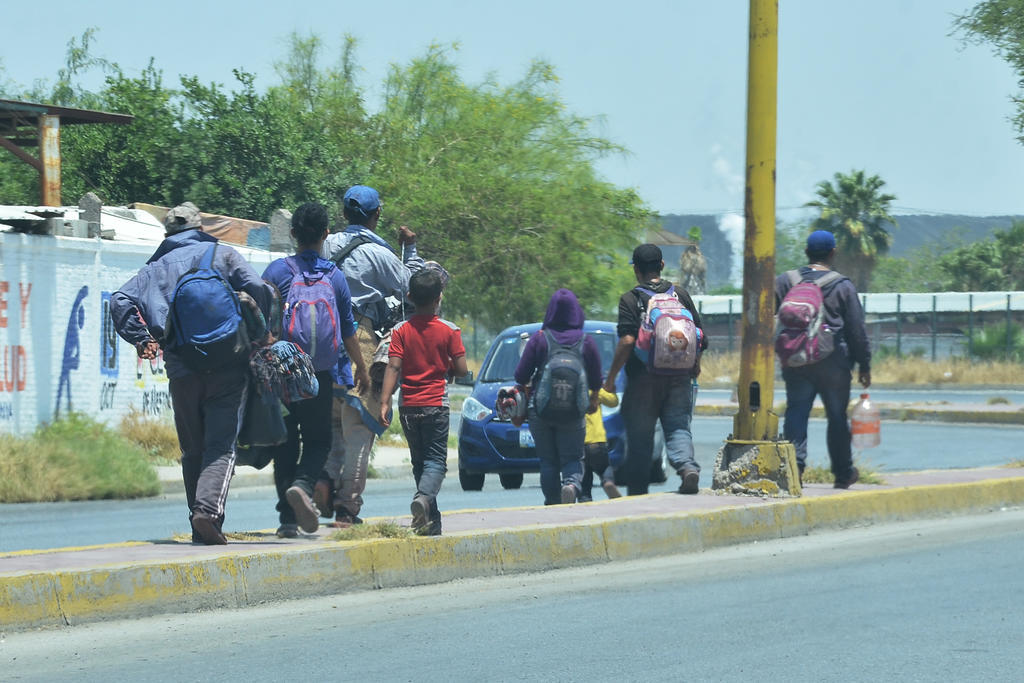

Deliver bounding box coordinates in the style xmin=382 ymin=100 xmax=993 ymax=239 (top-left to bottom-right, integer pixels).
xmin=631 ymin=243 xmax=663 ymax=268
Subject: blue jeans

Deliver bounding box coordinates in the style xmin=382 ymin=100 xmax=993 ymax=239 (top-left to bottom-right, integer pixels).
xmin=782 ymin=352 xmax=854 ymax=479
xmin=621 ymin=372 xmax=696 ymax=495
xmin=400 ymin=405 xmax=449 ymax=525
xmin=527 ymin=406 xmax=585 ymax=504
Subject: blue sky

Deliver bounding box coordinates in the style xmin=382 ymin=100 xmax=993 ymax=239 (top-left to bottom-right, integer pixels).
xmin=3 ymin=0 xmax=1022 ymax=221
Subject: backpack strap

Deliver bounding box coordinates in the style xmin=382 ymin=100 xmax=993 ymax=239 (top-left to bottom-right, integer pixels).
xmin=330 ymin=234 xmax=375 ymax=267
xmin=786 ymin=269 xmax=802 ymax=287
xmin=815 ymin=270 xmax=845 ymax=288
xmin=200 ymin=243 xmax=218 ymax=270
xmin=284 ymin=255 xmax=300 ymax=277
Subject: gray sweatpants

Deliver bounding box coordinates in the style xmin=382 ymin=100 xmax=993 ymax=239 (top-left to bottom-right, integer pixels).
xmin=169 ymin=367 xmax=248 ymax=522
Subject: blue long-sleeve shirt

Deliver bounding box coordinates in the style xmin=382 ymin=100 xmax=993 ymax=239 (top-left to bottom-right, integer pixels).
xmin=111 ymin=230 xmax=275 ymax=379
xmin=774 ymin=266 xmax=872 ymax=372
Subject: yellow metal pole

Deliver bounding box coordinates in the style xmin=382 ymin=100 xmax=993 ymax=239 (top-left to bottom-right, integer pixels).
xmin=734 ymin=0 xmax=779 ymax=441
xmin=713 ymin=0 xmax=798 ymax=496
xmin=39 ymin=115 xmax=61 ymax=207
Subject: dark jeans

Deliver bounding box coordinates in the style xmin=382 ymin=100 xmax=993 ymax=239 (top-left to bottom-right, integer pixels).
xmin=621 ymin=372 xmax=696 ymax=496
xmin=400 ymin=405 xmax=449 ymax=525
xmin=581 ymin=442 xmax=610 ymax=498
xmin=273 ymin=370 xmax=334 ymax=524
xmin=169 ymin=367 xmax=248 ymax=524
xmin=782 ymin=352 xmax=854 ymax=479
xmin=527 ymin=405 xmax=585 ymax=504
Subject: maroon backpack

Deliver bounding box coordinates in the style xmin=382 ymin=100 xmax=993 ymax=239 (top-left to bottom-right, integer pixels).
xmin=775 ymin=269 xmax=844 ymax=368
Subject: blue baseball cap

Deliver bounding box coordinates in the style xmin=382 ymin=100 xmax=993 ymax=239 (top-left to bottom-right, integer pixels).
xmin=806 ymin=230 xmax=836 ymax=252
xmin=343 ymin=185 xmax=380 ymax=218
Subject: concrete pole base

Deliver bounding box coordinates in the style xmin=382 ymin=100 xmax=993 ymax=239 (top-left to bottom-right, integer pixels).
xmin=712 ymin=440 xmax=802 ymax=497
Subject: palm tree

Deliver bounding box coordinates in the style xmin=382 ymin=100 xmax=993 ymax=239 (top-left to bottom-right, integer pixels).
xmin=804 ymin=170 xmax=897 ymax=291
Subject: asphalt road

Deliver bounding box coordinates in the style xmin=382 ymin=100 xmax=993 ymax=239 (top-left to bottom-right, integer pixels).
xmin=4 ymin=509 xmax=1023 ymax=682
xmin=2 ymin=416 xmax=1023 ymax=552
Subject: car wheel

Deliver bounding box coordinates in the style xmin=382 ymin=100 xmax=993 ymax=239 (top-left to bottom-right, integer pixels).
xmin=498 ymin=472 xmax=524 ymax=489
xmin=459 ymin=468 xmax=485 ymax=491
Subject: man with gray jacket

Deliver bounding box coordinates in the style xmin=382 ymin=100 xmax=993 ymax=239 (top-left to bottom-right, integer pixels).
xmin=111 ymin=202 xmax=275 ymax=544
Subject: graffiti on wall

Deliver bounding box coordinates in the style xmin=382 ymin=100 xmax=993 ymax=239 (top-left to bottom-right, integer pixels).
xmin=0 ymin=281 xmax=31 ymax=398
xmin=55 ymin=286 xmax=89 ymax=418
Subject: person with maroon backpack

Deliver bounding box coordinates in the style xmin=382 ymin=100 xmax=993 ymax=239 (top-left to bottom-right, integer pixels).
xmin=774 ymin=230 xmax=871 ymax=489
xmin=261 ymin=202 xmax=370 ymax=538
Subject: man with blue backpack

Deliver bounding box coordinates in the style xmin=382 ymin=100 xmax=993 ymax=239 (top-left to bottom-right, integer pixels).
xmin=603 ymin=243 xmax=707 ymax=496
xmin=111 ymin=202 xmax=276 ymax=545
xmin=774 ymin=230 xmax=871 ymax=489
xmin=261 ymin=202 xmax=371 ymax=538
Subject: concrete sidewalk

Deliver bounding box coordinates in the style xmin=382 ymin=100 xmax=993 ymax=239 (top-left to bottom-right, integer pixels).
xmin=4 ymin=465 xmax=1023 ymax=631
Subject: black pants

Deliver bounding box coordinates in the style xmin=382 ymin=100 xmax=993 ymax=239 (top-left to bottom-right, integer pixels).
xmin=169 ymin=366 xmax=248 ymax=525
xmin=581 ymin=442 xmax=610 ymax=498
xmin=399 ymin=405 xmax=449 ymax=526
xmin=273 ymin=370 xmax=334 ymax=524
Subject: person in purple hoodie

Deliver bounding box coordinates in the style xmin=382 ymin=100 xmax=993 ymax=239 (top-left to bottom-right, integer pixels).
xmin=514 ymin=289 xmax=603 ymax=505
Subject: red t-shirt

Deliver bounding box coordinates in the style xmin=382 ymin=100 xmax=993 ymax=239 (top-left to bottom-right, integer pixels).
xmin=388 ymin=315 xmax=466 ymax=407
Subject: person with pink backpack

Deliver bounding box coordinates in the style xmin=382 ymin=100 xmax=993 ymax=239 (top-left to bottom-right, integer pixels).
xmin=774 ymin=230 xmax=871 ymax=489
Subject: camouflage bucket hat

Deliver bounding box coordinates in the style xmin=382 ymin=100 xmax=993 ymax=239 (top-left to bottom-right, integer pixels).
xmin=164 ymin=202 xmax=203 ymax=234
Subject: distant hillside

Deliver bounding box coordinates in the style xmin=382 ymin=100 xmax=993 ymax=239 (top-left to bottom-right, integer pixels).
xmin=884 ymin=215 xmax=1022 ymax=257
xmin=658 ymin=213 xmax=1023 ymax=289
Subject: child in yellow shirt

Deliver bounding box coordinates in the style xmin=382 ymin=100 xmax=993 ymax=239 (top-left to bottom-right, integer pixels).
xmin=580 ymin=387 xmax=621 ymax=501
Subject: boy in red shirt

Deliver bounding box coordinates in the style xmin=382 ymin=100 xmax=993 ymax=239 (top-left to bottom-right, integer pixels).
xmin=379 ymin=268 xmax=468 ymax=535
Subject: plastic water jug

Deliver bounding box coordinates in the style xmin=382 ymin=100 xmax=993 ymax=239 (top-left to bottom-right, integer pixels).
xmin=851 ymin=393 xmax=880 ymax=449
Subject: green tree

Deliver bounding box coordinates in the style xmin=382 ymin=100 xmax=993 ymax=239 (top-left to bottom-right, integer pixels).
xmin=804 ymin=169 xmax=897 ymax=291
xmin=363 ymin=46 xmax=647 ymax=328
xmin=870 ymin=245 xmax=951 ymax=292
xmin=937 ymin=220 xmax=1024 ymax=290
xmin=954 ymin=1 xmax=1024 ymax=143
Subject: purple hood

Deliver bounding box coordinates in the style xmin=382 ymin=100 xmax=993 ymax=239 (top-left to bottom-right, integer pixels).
xmin=542 ymin=288 xmax=585 ymax=345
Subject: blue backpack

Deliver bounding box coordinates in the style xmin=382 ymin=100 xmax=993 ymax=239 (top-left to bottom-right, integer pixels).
xmin=533 ymin=330 xmax=589 ymax=422
xmin=282 ymin=257 xmax=342 ymax=372
xmin=168 ymin=244 xmax=248 ymax=372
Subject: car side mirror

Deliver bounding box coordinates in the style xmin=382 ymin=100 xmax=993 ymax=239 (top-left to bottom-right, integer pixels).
xmin=454 ymin=370 xmax=475 ymax=386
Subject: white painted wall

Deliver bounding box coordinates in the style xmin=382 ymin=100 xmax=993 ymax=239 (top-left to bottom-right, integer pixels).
xmin=0 ymin=231 xmax=281 ymax=436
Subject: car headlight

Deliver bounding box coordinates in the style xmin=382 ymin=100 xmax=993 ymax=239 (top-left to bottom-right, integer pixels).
xmin=461 ymin=396 xmax=492 ymax=422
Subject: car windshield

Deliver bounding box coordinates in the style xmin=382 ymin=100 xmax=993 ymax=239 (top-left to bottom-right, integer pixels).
xmin=479 ymin=328 xmax=618 ymax=383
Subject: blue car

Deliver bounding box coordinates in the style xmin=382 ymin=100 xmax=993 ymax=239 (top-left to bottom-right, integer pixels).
xmin=456 ymin=321 xmax=626 ymax=491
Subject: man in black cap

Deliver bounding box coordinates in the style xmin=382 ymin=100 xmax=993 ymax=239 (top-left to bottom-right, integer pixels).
xmin=111 ymin=202 xmax=275 ymax=544
xmin=774 ymin=230 xmax=871 ymax=489
xmin=603 ymin=243 xmax=707 ymax=496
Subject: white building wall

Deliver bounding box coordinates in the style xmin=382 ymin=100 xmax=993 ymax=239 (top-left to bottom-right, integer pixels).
xmin=0 ymin=231 xmax=280 ymax=436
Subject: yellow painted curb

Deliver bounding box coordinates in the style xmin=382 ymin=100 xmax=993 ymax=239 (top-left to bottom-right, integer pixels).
xmin=2 ymin=477 xmax=1022 ymax=631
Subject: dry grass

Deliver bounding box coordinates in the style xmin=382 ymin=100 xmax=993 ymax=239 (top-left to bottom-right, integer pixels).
xmin=802 ymin=462 xmax=885 ymax=485
xmin=0 ymin=414 xmax=160 ymax=503
xmin=698 ymin=351 xmax=1024 ymax=387
xmin=118 ymin=409 xmax=181 ymax=465
xmin=328 ymin=520 xmax=412 ymax=541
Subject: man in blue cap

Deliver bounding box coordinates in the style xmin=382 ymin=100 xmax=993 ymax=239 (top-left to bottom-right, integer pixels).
xmin=317 ymin=185 xmax=424 ymax=526
xmin=774 ymin=230 xmax=871 ymax=488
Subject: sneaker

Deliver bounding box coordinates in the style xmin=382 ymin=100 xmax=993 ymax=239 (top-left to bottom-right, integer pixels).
xmin=276 ymin=523 xmax=298 ymax=539
xmin=313 ymin=479 xmax=334 ymax=519
xmin=330 ymin=512 xmax=364 ymax=528
xmin=834 ymin=466 xmax=860 ymax=490
xmin=678 ymin=468 xmax=700 ymax=495
xmin=602 ymin=480 xmax=622 ymax=499
xmin=560 ymin=484 xmax=577 ymax=504
xmin=285 ymin=486 xmax=320 ymax=533
xmin=578 ymin=493 xmax=593 ymax=503
xmin=191 ymin=512 xmax=227 ymax=545
xmin=410 ymin=494 xmax=430 ymax=531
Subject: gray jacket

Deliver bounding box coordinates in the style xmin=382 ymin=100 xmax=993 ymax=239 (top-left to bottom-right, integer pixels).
xmin=111 ymin=230 xmax=275 ymax=379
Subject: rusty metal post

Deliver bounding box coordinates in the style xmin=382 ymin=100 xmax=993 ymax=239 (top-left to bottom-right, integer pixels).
xmin=39 ymin=114 xmax=61 ymax=206
xmin=733 ymin=0 xmax=779 ymax=442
